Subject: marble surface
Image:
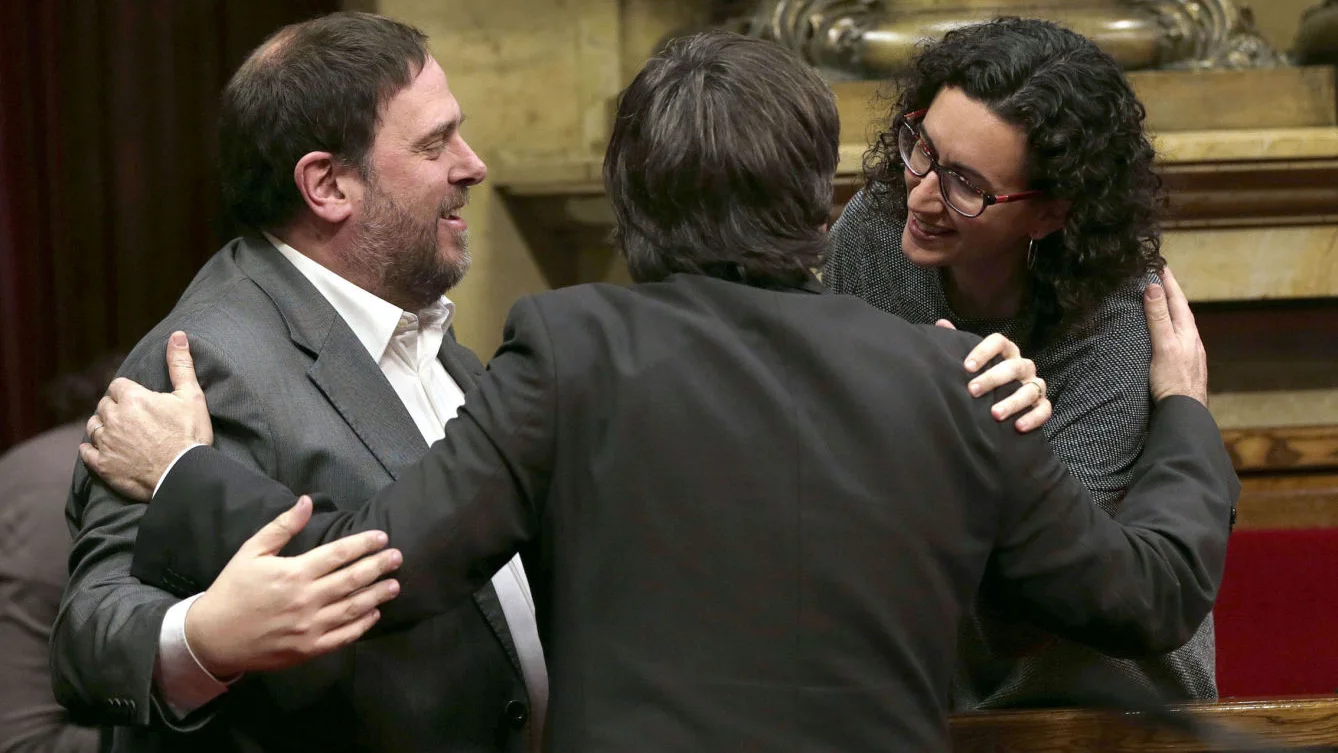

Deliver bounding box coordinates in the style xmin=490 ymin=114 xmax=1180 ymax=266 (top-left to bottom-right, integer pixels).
xmin=1165 ymin=224 xmax=1338 ymax=300
xmin=1211 ymin=389 xmax=1338 ymax=429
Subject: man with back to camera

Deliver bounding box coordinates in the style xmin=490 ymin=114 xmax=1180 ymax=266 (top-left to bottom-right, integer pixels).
xmin=79 ymin=31 xmax=1236 ymax=753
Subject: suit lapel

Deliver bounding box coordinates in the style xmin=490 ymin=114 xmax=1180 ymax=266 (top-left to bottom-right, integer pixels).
xmin=435 ymin=326 xmax=525 ymax=676
xmin=237 ymin=237 xmax=523 ymax=678
xmin=233 ymin=235 xmax=427 ymax=479
xmin=308 ymin=325 xmax=427 ymax=479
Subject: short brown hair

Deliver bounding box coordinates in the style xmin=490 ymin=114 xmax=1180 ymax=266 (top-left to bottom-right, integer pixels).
xmin=604 ymin=31 xmax=839 ymax=287
xmin=220 ymin=12 xmax=431 ymax=231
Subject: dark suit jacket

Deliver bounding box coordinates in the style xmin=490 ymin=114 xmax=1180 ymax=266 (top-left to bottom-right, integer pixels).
xmin=51 ymin=236 xmax=528 ymax=752
xmin=134 ymin=274 xmax=1239 ymax=753
xmin=0 ymin=423 xmax=101 ymax=753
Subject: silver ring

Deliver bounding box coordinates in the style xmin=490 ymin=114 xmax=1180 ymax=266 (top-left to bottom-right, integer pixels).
xmin=89 ymin=422 xmax=104 ymax=438
xmin=1026 ymin=378 xmax=1046 ymax=398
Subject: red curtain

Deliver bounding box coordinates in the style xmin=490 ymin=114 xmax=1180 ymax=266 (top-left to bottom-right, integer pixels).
xmin=0 ymin=0 xmax=335 ymax=452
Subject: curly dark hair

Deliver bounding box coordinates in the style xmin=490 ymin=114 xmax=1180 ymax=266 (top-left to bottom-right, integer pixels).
xmin=863 ymin=17 xmax=1165 ymax=341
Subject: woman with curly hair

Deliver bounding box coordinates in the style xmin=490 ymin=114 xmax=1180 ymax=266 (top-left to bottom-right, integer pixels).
xmin=822 ymin=17 xmax=1214 ymax=707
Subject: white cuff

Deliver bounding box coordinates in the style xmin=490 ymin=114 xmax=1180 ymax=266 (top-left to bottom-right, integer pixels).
xmin=153 ymin=443 xmax=205 ymax=499
xmin=153 ymin=593 xmax=237 ymax=719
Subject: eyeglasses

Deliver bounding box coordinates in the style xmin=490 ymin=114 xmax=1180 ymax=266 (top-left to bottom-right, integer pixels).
xmin=898 ymin=110 xmax=1043 ymax=219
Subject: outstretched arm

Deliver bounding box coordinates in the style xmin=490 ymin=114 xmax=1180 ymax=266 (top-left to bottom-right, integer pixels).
xmin=57 ymin=333 xmax=397 ymax=726
xmin=85 ymin=298 xmax=559 ymax=676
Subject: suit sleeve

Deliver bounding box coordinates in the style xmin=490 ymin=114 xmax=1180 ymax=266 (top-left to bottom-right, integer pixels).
xmin=984 ymin=395 xmax=1239 ymax=657
xmin=134 ymin=296 xmax=558 ymax=631
xmin=51 ymin=334 xmax=275 ymax=728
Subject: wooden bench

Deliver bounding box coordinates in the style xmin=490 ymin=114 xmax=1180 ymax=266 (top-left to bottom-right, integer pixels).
xmin=950 ymin=696 xmax=1338 ymax=751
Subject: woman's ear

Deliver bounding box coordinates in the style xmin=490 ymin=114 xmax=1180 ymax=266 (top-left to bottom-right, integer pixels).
xmin=293 ymin=152 xmax=356 ymax=224
xmin=1033 ymin=197 xmax=1072 ymax=238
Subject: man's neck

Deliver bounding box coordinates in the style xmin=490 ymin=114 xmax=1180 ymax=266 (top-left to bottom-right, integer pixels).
xmin=268 ymin=224 xmax=418 ymax=313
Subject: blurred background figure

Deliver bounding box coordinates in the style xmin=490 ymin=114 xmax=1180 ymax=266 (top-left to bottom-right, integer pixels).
xmin=0 ymin=354 xmax=121 ymax=753
xmin=0 ymin=0 xmax=336 ymax=455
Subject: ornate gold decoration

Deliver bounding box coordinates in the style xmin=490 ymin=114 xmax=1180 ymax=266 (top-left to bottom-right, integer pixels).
xmin=728 ymin=0 xmax=1286 ymax=76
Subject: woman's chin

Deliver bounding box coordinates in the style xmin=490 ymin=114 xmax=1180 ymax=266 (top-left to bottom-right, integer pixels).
xmin=901 ymin=229 xmax=953 ymax=269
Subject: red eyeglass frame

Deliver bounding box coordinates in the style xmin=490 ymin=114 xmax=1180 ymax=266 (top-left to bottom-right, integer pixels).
xmin=901 ymin=109 xmax=1044 ymax=216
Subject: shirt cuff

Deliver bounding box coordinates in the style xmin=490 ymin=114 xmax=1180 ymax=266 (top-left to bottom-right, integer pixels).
xmin=153 ymin=443 xmax=205 ymax=499
xmin=153 ymin=593 xmax=237 ymax=719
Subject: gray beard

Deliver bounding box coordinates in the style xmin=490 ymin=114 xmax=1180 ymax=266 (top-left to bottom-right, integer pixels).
xmin=347 ymin=187 xmax=470 ymax=310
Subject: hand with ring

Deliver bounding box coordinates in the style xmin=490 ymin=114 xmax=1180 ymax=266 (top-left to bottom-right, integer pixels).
xmin=80 ymin=331 xmax=214 ymax=501
xmin=935 ymin=320 xmax=1051 ymax=433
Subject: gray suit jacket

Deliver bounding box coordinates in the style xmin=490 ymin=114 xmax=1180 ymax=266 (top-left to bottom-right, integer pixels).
xmin=0 ymin=423 xmax=100 ymax=753
xmin=51 ymin=235 xmax=528 ymax=752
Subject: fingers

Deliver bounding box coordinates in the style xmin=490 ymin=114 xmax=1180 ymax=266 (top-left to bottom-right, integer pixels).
xmin=964 ymin=332 xmax=1020 ymax=373
xmin=306 ymin=577 xmax=403 ymax=658
xmin=241 ymin=496 xmax=315 ymax=557
xmin=1159 ymin=266 xmax=1196 ymax=334
xmin=86 ymin=410 xmax=106 ymax=441
xmin=988 ymin=377 xmax=1046 ymax=422
xmin=1143 ymin=282 xmax=1173 ymax=347
xmin=934 ymin=318 xmax=957 ymax=330
xmin=311 ymin=551 xmax=396 ymax=609
xmin=309 ymin=604 xmax=385 ymax=657
xmin=1014 ymin=397 xmax=1052 ymax=434
xmin=91 ymin=395 xmax=118 ymax=438
xmin=105 ymin=376 xmax=146 ymax=403
xmin=166 ymin=331 xmax=204 ymax=397
xmin=302 ymin=528 xmax=393 ymax=580
xmin=78 ymin=442 xmax=101 ymax=470
xmin=968 ymin=355 xmax=1036 ymax=398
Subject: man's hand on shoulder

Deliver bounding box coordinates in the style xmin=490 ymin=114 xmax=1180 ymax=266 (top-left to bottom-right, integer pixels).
xmin=1144 ymin=267 xmax=1209 ymax=406
xmin=936 ymin=320 xmax=1052 ymax=433
xmin=80 ymin=331 xmax=216 ymax=501
xmin=186 ymin=496 xmax=403 ymax=678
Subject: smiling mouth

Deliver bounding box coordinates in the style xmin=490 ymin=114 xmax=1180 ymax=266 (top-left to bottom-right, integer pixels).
xmin=439 ymin=191 xmax=469 ymax=221
xmin=911 ymin=215 xmax=953 ymax=236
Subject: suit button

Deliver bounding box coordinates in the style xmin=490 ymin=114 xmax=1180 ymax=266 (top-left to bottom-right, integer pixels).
xmin=504 ymin=700 xmax=528 ymax=729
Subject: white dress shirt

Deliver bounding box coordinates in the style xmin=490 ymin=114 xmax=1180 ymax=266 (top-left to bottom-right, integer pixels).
xmin=153 ymin=235 xmax=547 ymax=747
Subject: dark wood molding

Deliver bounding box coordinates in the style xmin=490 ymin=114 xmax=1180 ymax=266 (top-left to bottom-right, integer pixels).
xmin=1236 ymin=473 xmax=1338 ymax=530
xmin=1224 ymin=426 xmax=1338 ymax=472
xmin=949 ymin=696 xmax=1338 ymax=752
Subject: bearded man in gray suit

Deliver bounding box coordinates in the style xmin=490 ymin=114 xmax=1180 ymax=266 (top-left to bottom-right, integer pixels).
xmin=51 ymin=12 xmax=547 ymax=753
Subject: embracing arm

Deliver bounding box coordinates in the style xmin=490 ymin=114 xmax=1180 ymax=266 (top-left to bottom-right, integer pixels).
xmin=51 ymin=333 xmax=273 ymax=727
xmin=985 ymin=271 xmax=1237 ymax=656
xmin=986 ymin=395 xmax=1237 ymax=656
xmin=131 ymin=296 xmax=558 ymax=635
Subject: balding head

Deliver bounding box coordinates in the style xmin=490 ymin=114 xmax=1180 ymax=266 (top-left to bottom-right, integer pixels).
xmin=219 ymin=12 xmax=431 ymax=232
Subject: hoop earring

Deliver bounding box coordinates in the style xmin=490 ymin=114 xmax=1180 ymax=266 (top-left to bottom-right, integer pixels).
xmin=1026 ymin=237 xmax=1037 ymax=269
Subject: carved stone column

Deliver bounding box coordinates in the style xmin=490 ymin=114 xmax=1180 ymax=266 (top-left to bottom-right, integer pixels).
xmin=733 ymin=0 xmax=1285 ymax=77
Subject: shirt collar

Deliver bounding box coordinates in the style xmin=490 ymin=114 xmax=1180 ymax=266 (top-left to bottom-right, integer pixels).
xmin=264 ymin=232 xmax=455 ymax=362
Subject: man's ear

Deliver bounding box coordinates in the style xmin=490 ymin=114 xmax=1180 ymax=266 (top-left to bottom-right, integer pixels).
xmin=293 ymin=152 xmax=358 ymax=224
